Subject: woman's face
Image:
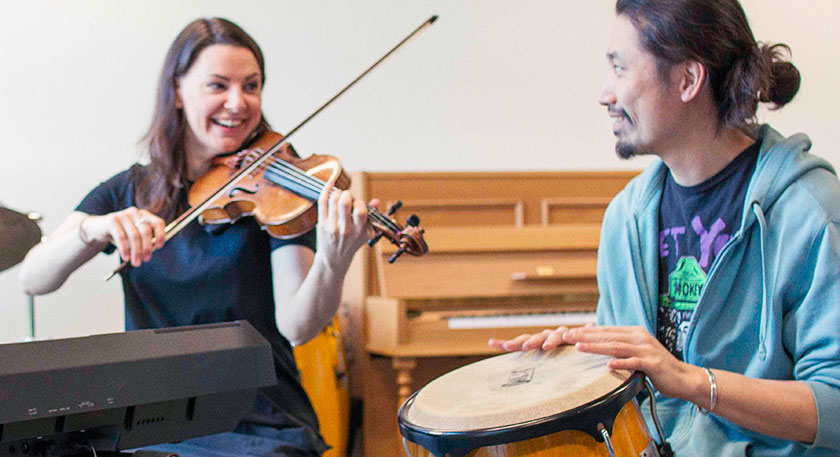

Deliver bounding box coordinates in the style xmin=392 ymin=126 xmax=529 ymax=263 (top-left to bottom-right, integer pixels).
xmin=176 ymin=44 xmax=262 ymax=164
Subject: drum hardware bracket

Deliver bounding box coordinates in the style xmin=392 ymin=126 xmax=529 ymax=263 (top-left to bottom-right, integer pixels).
xmin=597 ymin=422 xmax=617 ymax=457
xmin=402 ymin=436 xmax=412 ymax=457
xmin=644 ymin=378 xmax=675 ymax=457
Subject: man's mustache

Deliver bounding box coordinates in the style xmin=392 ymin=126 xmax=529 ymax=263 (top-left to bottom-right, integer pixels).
xmin=607 ymin=106 xmax=630 ymax=121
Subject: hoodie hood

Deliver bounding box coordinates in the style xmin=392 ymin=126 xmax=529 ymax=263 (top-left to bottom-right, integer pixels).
xmin=621 ymin=124 xmax=828 ymax=223
xmin=740 ymin=124 xmax=830 ymax=232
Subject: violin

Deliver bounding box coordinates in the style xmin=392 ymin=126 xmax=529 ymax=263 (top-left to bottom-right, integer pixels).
xmin=105 ymin=16 xmax=436 ymax=280
xmin=189 ymin=130 xmax=428 ymax=261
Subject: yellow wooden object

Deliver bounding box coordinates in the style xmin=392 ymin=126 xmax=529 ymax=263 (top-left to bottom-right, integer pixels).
xmin=404 ymin=400 xmax=653 ymax=457
xmin=294 ymin=317 xmax=350 ymax=457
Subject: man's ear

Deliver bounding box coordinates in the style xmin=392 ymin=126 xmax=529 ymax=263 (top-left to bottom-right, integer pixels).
xmin=174 ymin=77 xmax=183 ymax=109
xmin=676 ymin=61 xmax=706 ymax=103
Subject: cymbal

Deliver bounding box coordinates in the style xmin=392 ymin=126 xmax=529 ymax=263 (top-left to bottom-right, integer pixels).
xmin=0 ymin=207 xmax=42 ymax=272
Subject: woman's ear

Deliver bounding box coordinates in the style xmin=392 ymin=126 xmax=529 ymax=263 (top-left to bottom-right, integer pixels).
xmin=174 ymin=77 xmax=183 ymax=109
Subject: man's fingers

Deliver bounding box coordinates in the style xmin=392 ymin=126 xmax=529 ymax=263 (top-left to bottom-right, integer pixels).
xmin=496 ymin=334 xmax=531 ymax=352
xmin=542 ymin=329 xmax=567 ymax=349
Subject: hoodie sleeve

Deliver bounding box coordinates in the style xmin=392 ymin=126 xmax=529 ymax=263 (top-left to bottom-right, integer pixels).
xmin=596 ymin=200 xmax=620 ymax=327
xmin=786 ymin=219 xmax=840 ymax=450
xmin=595 ymin=167 xmax=663 ymax=332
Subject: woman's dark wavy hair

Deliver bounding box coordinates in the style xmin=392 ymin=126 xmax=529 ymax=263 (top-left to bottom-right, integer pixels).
xmin=616 ymin=0 xmax=800 ymax=129
xmin=137 ymin=18 xmax=269 ymax=221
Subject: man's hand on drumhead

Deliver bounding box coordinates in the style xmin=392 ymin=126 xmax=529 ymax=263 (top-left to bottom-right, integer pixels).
xmin=488 ymin=326 xmax=570 ymax=351
xmin=561 ymin=325 xmax=694 ymax=399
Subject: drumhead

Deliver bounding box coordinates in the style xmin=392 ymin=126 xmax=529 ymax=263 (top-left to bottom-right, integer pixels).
xmin=404 ymin=346 xmax=630 ymax=431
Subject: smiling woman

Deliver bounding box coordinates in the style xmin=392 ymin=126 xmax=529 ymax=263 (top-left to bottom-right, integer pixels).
xmin=139 ymin=18 xmax=270 ymax=223
xmin=175 ymin=44 xmax=264 ymax=181
xmin=17 ymin=17 xmax=375 ymax=457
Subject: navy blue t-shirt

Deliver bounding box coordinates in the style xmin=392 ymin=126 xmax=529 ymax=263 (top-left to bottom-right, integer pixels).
xmin=657 ymin=142 xmax=759 ymax=360
xmin=76 ymin=164 xmax=327 ymax=452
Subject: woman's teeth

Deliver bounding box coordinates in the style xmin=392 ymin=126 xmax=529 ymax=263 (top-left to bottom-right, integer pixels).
xmin=213 ymin=119 xmax=244 ymax=128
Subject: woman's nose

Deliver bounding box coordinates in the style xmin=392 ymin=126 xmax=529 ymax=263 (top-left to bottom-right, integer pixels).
xmin=224 ymin=87 xmax=246 ymax=112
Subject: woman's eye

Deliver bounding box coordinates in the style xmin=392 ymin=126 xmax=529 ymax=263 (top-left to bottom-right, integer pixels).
xmin=245 ymin=82 xmax=260 ymax=92
xmin=207 ymin=81 xmax=226 ymax=90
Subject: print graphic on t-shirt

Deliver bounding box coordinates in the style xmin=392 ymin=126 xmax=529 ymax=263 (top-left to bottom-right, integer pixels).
xmin=669 ymin=256 xmax=706 ymax=309
xmin=659 ymin=256 xmax=707 ymax=359
xmin=657 ymin=142 xmax=757 ymax=360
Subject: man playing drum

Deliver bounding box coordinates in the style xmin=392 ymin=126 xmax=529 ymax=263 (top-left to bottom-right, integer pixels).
xmin=491 ymin=1 xmax=840 ymax=455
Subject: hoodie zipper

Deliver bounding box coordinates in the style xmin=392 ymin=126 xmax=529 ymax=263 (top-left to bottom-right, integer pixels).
xmin=681 ymin=224 xmax=747 ymax=364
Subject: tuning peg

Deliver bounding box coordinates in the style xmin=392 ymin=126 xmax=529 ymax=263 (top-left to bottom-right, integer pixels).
xmin=367 ymin=233 xmax=384 ymax=247
xmin=388 ymin=245 xmax=408 ymax=263
xmin=388 ymin=201 xmax=403 ymax=216
xmin=406 ymin=214 xmax=420 ymax=227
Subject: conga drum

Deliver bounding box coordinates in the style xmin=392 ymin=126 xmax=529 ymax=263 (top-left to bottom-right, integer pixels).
xmin=399 ymin=346 xmax=669 ymax=457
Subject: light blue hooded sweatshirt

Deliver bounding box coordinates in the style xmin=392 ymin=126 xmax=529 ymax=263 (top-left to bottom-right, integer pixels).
xmin=596 ymin=125 xmax=840 ymax=456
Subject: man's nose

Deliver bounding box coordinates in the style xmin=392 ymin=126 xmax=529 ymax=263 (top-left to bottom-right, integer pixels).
xmin=598 ymin=79 xmax=616 ymax=107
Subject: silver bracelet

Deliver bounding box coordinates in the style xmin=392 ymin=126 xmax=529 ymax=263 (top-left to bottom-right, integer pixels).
xmin=697 ymin=367 xmax=717 ymax=415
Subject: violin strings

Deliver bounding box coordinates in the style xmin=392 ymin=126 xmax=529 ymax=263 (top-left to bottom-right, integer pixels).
xmin=262 ymin=162 xmax=401 ymax=232
xmin=263 ymin=157 xmax=402 ymax=233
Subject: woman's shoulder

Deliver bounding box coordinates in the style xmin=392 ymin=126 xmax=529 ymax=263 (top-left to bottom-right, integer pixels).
xmin=77 ymin=163 xmax=149 ymax=214
xmin=109 ymin=163 xmax=149 ymax=186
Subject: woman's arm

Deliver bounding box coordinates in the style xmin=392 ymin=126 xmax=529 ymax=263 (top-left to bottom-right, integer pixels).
xmin=272 ymin=184 xmax=372 ymax=345
xmin=19 ymin=208 xmax=165 ymax=295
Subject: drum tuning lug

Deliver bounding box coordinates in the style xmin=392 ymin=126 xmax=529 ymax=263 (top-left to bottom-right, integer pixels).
xmin=388 ymin=201 xmax=403 ymax=216
xmin=658 ymin=442 xmax=675 ymax=457
xmin=597 ymin=423 xmax=616 ymax=457
xmin=644 ymin=377 xmax=674 ymax=457
xmin=368 ymin=232 xmax=384 ymax=247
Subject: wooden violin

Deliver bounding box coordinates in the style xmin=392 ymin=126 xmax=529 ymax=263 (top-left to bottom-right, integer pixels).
xmin=106 ymin=15 xmax=436 ymax=280
xmin=189 ymin=130 xmax=428 ymax=261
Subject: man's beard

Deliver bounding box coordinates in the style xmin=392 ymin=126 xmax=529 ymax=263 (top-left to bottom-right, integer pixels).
xmin=615 ymin=138 xmax=639 ymax=159
xmin=609 ymin=107 xmax=640 ymax=159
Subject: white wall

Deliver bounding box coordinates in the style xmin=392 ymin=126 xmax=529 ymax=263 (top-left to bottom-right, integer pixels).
xmin=1 ymin=1 xmax=838 ymax=342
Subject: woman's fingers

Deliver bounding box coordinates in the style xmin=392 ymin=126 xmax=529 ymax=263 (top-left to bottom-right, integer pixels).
xmin=101 ymin=207 xmax=165 ymax=266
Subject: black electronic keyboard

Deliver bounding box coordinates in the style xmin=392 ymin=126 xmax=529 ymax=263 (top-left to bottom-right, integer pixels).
xmin=0 ymin=321 xmax=276 ymax=457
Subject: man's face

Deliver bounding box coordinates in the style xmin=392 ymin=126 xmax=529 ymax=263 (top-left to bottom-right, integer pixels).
xmin=599 ymin=15 xmax=682 ymax=159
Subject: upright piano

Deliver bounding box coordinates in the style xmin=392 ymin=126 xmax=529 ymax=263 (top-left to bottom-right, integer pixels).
xmin=338 ymin=171 xmax=637 ymax=457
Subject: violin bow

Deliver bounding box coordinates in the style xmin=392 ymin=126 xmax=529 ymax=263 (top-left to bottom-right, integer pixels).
xmin=106 ymin=15 xmax=437 ymax=280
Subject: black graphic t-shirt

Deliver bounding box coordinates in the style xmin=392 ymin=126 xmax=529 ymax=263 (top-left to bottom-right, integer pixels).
xmin=657 ymin=142 xmax=759 ymax=360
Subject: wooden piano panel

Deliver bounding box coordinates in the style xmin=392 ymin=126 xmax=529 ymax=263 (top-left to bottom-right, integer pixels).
xmin=359 ymin=171 xmax=633 ymax=229
xmin=374 ymin=225 xmax=599 ymax=299
xmin=541 ymin=197 xmax=613 ymax=225
xmin=386 ymin=199 xmax=526 ymax=227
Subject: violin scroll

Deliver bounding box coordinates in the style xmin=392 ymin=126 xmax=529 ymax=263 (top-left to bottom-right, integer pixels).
xmin=366 ymin=201 xmax=428 ymax=263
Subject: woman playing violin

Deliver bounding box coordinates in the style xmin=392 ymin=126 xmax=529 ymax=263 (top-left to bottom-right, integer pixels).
xmin=19 ymin=17 xmax=373 ymax=457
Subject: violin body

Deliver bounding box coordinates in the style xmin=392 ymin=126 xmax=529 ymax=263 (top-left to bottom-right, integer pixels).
xmin=189 ymin=131 xmax=351 ymax=240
